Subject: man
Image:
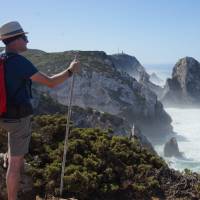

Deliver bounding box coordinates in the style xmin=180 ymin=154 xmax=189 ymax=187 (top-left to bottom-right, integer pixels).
xmin=0 ymin=21 xmax=80 ymax=200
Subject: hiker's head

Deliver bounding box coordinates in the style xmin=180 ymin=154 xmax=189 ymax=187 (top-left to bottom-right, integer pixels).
xmin=0 ymin=21 xmax=28 ymax=52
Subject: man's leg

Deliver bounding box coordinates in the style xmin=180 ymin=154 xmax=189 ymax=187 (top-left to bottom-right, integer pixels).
xmin=1 ymin=116 xmax=31 ymax=200
xmin=6 ymin=155 xmax=24 ymax=200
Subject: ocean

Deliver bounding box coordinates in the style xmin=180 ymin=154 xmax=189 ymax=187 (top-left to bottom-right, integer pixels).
xmin=154 ymin=108 xmax=200 ymax=172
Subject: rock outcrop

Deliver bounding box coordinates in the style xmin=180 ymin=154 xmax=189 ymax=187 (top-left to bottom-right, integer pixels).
xmin=131 ymin=124 xmax=156 ymax=154
xmin=139 ymin=71 xmax=164 ymax=98
xmin=109 ymin=53 xmax=147 ymax=81
xmin=34 ymin=93 xmax=156 ymax=150
xmin=164 ymin=137 xmax=184 ymax=158
xmin=35 ymin=93 xmax=132 ymax=136
xmin=109 ymin=53 xmax=164 ymax=98
xmin=150 ymin=72 xmax=164 ymax=86
xmin=161 ymin=57 xmax=200 ymax=107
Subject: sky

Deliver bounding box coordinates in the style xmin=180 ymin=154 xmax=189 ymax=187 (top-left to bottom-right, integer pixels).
xmin=1 ymin=0 xmax=200 ymax=65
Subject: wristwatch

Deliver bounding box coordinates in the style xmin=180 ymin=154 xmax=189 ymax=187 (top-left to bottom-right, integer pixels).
xmin=67 ymin=69 xmax=73 ymax=77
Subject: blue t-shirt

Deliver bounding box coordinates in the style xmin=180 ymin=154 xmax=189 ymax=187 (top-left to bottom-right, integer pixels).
xmin=4 ymin=52 xmax=38 ymax=105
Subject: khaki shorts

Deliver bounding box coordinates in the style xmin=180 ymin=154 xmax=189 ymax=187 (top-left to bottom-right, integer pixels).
xmin=0 ymin=116 xmax=32 ymax=156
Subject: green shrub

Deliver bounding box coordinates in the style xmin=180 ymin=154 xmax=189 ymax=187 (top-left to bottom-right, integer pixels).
xmin=25 ymin=114 xmax=166 ymax=200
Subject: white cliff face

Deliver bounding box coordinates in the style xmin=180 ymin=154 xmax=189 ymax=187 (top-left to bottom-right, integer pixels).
xmin=47 ymin=70 xmax=158 ymax=120
xmin=110 ymin=53 xmax=164 ymax=100
xmin=50 ymin=71 xmax=122 ymax=114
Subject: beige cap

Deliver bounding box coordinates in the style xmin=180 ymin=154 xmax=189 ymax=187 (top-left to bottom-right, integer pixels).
xmin=0 ymin=21 xmax=28 ymax=40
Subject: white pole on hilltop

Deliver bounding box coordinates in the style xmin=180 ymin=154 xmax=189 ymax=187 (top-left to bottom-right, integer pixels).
xmin=59 ymin=53 xmax=78 ymax=197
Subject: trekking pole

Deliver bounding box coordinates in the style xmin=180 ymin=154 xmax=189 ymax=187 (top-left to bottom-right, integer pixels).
xmin=59 ymin=53 xmax=78 ymax=197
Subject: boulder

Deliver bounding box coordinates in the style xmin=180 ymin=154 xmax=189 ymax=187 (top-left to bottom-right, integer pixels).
xmin=164 ymin=137 xmax=184 ymax=158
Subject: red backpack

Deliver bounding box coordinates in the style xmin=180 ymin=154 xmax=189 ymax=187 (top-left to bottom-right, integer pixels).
xmin=0 ymin=54 xmax=33 ymax=119
xmin=0 ymin=56 xmax=7 ymax=116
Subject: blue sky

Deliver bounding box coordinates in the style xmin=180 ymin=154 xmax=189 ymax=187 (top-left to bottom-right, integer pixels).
xmin=1 ymin=0 xmax=200 ymax=65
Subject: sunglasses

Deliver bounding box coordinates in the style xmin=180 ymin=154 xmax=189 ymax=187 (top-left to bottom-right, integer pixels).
xmin=20 ymin=34 xmax=28 ymax=42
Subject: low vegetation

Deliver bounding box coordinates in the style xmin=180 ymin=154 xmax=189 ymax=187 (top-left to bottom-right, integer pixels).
xmin=27 ymin=114 xmax=166 ymax=200
xmin=1 ymin=114 xmax=200 ymax=199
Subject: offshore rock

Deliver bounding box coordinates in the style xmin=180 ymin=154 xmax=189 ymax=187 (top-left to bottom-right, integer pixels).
xmin=161 ymin=57 xmax=200 ymax=107
xmin=164 ymin=137 xmax=184 ymax=158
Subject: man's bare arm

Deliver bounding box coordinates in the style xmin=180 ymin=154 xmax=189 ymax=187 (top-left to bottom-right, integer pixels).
xmin=31 ymin=60 xmax=80 ymax=88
